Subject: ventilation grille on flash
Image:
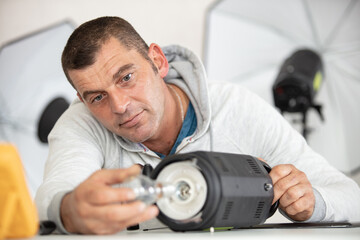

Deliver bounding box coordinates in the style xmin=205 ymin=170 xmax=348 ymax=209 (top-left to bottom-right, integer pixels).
xmin=247 ymin=158 xmax=262 ymax=174
xmin=222 ymin=201 xmax=234 ymax=220
xmin=254 ymin=201 xmax=265 ymax=219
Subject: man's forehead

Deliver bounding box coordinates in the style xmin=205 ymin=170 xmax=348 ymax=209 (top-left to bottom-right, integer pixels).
xmin=72 ymin=40 xmax=135 ymax=75
xmin=93 ymin=38 xmax=143 ymax=70
xmin=97 ymin=37 xmax=133 ymax=58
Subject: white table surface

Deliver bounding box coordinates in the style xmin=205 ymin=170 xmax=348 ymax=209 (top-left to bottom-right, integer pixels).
xmin=19 ymin=226 xmax=360 ymax=240
xmin=13 ymin=212 xmax=360 ymax=240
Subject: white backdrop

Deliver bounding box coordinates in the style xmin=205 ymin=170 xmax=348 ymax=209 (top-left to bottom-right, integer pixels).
xmin=205 ymin=0 xmax=360 ymax=173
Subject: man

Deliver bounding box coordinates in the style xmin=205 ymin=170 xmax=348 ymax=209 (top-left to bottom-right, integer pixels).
xmin=35 ymin=16 xmax=360 ymax=234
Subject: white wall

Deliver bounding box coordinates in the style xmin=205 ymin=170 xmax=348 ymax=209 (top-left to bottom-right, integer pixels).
xmin=0 ymin=0 xmax=217 ymax=59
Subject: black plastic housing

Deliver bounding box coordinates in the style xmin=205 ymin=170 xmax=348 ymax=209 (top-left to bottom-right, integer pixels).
xmin=150 ymin=151 xmax=278 ymax=231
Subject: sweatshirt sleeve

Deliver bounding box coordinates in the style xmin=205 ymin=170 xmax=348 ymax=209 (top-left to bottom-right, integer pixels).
xmin=34 ymin=100 xmax=105 ymax=233
xmin=240 ymin=86 xmax=360 ymax=222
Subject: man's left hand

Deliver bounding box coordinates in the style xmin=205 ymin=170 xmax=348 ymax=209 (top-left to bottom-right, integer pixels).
xmin=269 ymin=164 xmax=315 ymax=221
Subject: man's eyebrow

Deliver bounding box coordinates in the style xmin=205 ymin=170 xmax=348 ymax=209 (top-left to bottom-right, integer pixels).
xmin=82 ymin=63 xmax=135 ymax=101
xmin=113 ymin=63 xmax=135 ymax=81
xmin=82 ymin=90 xmax=100 ymax=102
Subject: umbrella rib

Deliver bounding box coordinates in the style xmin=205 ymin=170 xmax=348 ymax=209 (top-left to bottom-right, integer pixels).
xmin=326 ymin=48 xmax=360 ymax=61
xmin=323 ymin=0 xmax=358 ymax=47
xmin=302 ymin=0 xmax=322 ymax=51
xmin=331 ymin=63 xmax=360 ymax=84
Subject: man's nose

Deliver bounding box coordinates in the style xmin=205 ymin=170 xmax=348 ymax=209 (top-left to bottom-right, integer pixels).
xmin=109 ymin=88 xmax=130 ymax=114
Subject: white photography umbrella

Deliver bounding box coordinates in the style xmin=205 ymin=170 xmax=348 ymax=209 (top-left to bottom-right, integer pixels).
xmin=205 ymin=0 xmax=360 ymax=173
xmin=0 ymin=22 xmax=76 ymax=197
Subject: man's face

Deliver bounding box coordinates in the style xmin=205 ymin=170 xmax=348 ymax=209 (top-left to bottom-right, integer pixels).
xmin=68 ymin=37 xmax=167 ymax=143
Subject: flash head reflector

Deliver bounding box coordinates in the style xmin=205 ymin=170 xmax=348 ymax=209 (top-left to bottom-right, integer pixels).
xmin=156 ymin=160 xmax=208 ymax=220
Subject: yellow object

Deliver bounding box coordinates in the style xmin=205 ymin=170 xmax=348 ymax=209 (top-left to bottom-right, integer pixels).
xmin=313 ymin=71 xmax=322 ymax=92
xmin=0 ymin=144 xmax=39 ymax=239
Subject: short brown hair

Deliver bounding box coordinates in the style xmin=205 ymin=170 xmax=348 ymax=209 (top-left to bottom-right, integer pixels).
xmin=61 ymin=16 xmax=156 ymax=88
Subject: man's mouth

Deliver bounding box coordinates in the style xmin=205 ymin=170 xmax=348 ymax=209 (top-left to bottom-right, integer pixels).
xmin=119 ymin=110 xmax=144 ymax=128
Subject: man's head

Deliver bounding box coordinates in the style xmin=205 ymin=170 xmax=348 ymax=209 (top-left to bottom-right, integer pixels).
xmin=61 ymin=16 xmax=172 ymax=144
xmin=62 ymin=16 xmax=157 ymax=88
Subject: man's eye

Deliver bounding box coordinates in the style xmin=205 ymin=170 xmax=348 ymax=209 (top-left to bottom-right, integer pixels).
xmin=123 ymin=73 xmax=132 ymax=82
xmin=93 ymin=95 xmax=103 ymax=102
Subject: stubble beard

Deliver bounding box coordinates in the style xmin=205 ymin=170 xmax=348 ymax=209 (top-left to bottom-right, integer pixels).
xmin=117 ymin=109 xmax=162 ymax=144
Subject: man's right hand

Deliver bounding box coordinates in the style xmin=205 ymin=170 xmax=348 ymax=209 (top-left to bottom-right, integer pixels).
xmin=60 ymin=165 xmax=159 ymax=234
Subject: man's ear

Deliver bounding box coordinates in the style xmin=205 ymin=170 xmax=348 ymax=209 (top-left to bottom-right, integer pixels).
xmin=148 ymin=43 xmax=169 ymax=78
xmin=77 ymin=92 xmax=84 ymax=103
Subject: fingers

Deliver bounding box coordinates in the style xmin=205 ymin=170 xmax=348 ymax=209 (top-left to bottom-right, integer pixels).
xmin=91 ymin=165 xmax=141 ymax=185
xmin=278 ymin=183 xmax=306 ymax=207
xmin=81 ymin=165 xmax=142 ymax=204
xmin=269 ymin=164 xmax=315 ymax=221
xmin=269 ymin=164 xmax=293 ymax=186
xmin=81 ymin=205 xmax=159 ymax=235
xmin=282 ymin=193 xmax=314 ymax=217
xmin=117 ymin=205 xmax=159 ymax=230
xmin=270 ymin=164 xmax=292 ymax=204
xmin=82 ymin=201 xmax=146 ymax=221
xmin=270 ymin=164 xmax=307 ymax=204
xmin=86 ymin=187 xmax=136 ymax=205
xmin=271 ymin=167 xmax=305 ymax=204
